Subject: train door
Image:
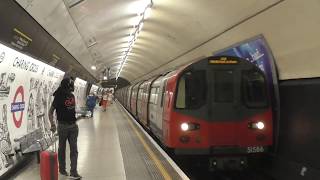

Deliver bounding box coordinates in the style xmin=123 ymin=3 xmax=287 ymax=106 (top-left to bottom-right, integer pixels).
xmin=125 ymin=87 xmax=129 ymax=108
xmin=130 ymin=84 xmax=138 ymax=116
xmin=210 ymin=68 xmax=241 ymax=145
xmin=162 ymin=71 xmax=177 ymax=145
xmin=137 ymin=86 xmax=143 ymax=120
xmin=148 ymin=76 xmax=163 ymax=139
xmin=149 ymin=86 xmax=158 ymax=128
xmin=155 ymin=78 xmax=167 ymax=141
xmin=127 ymin=86 xmax=133 ymax=110
xmin=134 ymin=82 xmax=144 ymax=117
xmin=138 ymin=81 xmax=148 ymax=122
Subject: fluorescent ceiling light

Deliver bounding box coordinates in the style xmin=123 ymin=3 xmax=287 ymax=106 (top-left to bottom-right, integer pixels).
xmin=130 ymin=15 xmax=143 ymax=26
xmin=118 ymin=0 xmax=152 ymax=80
xmin=129 ymin=0 xmax=149 ymax=15
xmin=91 ymin=65 xmax=97 ymax=70
xmin=139 ymin=22 xmax=144 ymax=32
xmin=144 ymin=7 xmax=152 ymax=19
xmin=87 ymin=41 xmax=97 ymax=48
xmin=67 ymin=0 xmax=85 ymax=8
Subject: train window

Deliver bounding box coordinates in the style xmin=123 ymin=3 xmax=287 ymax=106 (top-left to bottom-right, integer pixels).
xmin=138 ymin=89 xmax=143 ymax=100
xmin=132 ymin=90 xmax=136 ymax=99
xmin=176 ymin=77 xmax=186 ymax=108
xmin=176 ymin=70 xmax=206 ymax=109
xmin=160 ymin=80 xmax=167 ymax=107
xmin=150 ymin=87 xmax=158 ymax=104
xmin=214 ymin=70 xmax=234 ymax=102
xmin=144 ymin=90 xmax=148 ymax=101
xmin=154 ymin=88 xmax=160 ymax=104
xmin=242 ymin=70 xmax=268 ymax=107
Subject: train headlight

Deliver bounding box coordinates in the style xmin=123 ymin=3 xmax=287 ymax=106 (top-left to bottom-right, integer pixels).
xmin=256 ymin=122 xmax=265 ymax=130
xmin=249 ymin=121 xmax=265 ymax=130
xmin=180 ymin=122 xmax=200 ymax=131
xmin=181 ymin=123 xmax=189 ymax=131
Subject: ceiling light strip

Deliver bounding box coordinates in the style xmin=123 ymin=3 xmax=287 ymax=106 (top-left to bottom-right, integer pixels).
xmin=116 ymin=0 xmax=153 ymax=80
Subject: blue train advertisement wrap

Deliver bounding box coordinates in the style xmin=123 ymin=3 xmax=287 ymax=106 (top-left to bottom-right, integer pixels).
xmin=215 ymin=35 xmax=278 ymax=96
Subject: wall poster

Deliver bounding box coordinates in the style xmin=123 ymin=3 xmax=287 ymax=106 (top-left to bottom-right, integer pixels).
xmin=74 ymin=77 xmax=87 ymax=110
xmin=89 ymin=84 xmax=98 ymax=95
xmin=0 ymin=42 xmax=64 ymax=175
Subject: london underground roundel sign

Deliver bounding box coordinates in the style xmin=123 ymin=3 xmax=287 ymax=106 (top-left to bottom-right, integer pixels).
xmin=11 ymin=86 xmax=25 ymax=128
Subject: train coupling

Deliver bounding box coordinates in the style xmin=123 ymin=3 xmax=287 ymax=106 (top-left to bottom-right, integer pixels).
xmin=209 ymin=157 xmax=248 ymax=171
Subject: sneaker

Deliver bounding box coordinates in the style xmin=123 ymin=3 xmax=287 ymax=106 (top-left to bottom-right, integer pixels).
xmin=70 ymin=173 xmax=82 ymax=179
xmin=59 ymin=170 xmax=69 ymax=176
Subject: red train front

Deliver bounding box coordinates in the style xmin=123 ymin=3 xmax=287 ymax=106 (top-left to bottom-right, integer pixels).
xmin=116 ymin=56 xmax=273 ymax=169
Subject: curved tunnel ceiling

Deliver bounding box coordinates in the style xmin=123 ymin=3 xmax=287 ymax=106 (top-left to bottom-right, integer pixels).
xmin=16 ymin=0 xmax=283 ymax=82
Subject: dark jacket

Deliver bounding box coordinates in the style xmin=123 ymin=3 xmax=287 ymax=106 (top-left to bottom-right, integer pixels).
xmin=52 ymin=87 xmax=76 ymax=123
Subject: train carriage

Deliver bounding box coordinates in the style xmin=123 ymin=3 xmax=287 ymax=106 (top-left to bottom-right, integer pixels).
xmin=163 ymin=56 xmax=272 ymax=154
xmin=130 ymin=82 xmax=143 ymax=118
xmin=137 ymin=82 xmax=146 ymax=123
xmin=137 ymin=76 xmax=159 ymax=128
xmin=148 ymin=72 xmax=176 ymax=142
xmin=116 ymin=56 xmax=273 ymax=168
xmin=125 ymin=86 xmax=133 ymax=109
xmin=123 ymin=88 xmax=128 ymax=107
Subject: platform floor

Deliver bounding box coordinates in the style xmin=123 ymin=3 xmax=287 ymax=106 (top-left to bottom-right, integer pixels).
xmin=10 ymin=102 xmax=186 ymax=180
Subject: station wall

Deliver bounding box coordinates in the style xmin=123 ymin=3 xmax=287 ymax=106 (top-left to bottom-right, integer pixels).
xmin=0 ymin=42 xmax=90 ymax=177
xmin=135 ymin=0 xmax=320 ymax=82
xmin=269 ymin=79 xmax=320 ymax=180
xmin=0 ymin=42 xmax=64 ymax=176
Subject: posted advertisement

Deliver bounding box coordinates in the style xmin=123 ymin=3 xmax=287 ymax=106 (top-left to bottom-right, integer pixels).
xmin=0 ymin=42 xmax=64 ymax=175
xmin=74 ymin=77 xmax=87 ymax=110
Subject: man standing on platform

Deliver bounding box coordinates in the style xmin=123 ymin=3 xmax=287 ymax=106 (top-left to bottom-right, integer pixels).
xmin=49 ymin=77 xmax=82 ymax=179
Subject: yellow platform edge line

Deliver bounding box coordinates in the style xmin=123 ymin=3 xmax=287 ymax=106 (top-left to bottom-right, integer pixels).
xmin=124 ymin=111 xmax=172 ymax=180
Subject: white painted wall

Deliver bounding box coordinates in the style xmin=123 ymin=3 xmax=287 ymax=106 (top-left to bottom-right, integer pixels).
xmin=135 ymin=0 xmax=320 ymax=81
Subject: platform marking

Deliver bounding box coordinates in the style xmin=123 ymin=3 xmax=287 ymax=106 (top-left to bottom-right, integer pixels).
xmin=124 ymin=110 xmax=172 ymax=180
xmin=117 ymin=101 xmax=189 ymax=180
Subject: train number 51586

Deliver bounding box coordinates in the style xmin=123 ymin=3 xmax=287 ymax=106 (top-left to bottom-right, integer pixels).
xmin=247 ymin=146 xmax=264 ymax=153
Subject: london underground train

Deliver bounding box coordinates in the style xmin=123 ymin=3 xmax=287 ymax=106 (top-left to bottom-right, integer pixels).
xmin=116 ymin=56 xmax=273 ymax=168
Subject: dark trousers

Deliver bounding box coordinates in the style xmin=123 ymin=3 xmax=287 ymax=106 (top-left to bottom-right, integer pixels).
xmin=88 ymin=107 xmax=94 ymax=117
xmin=57 ymin=123 xmax=79 ymax=174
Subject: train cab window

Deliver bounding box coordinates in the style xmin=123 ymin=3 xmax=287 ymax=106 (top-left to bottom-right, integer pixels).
xmin=176 ymin=77 xmax=186 ymax=108
xmin=242 ymin=70 xmax=268 ymax=107
xmin=214 ymin=70 xmax=234 ymax=102
xmin=176 ymin=70 xmax=206 ymax=109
